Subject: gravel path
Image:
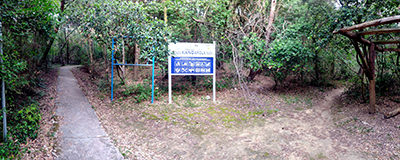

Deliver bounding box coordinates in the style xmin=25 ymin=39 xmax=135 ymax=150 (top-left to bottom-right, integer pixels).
xmin=55 ymin=66 xmax=123 ymax=160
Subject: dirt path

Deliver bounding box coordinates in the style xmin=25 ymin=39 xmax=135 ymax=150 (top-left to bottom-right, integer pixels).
xmin=191 ymin=88 xmax=368 ymax=159
xmin=55 ymin=66 xmax=123 ymax=160
xmin=73 ymin=66 xmax=376 ymax=159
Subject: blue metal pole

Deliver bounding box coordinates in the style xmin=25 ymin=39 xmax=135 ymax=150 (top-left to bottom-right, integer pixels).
xmin=111 ymin=38 xmax=115 ymax=101
xmin=151 ymin=56 xmax=155 ymax=104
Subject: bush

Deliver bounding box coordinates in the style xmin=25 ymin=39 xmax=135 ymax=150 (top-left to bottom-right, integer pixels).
xmin=121 ymin=82 xmax=154 ymax=103
xmin=12 ymin=104 xmax=41 ymax=141
xmin=0 ymin=103 xmax=41 ymax=159
xmin=0 ymin=137 xmax=21 ymax=159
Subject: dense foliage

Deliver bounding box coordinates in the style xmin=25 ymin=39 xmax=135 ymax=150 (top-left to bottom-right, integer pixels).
xmin=0 ymin=0 xmax=399 ymax=158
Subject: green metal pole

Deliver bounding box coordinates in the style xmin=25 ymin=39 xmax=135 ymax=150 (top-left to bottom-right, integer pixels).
xmin=0 ymin=21 xmax=7 ymax=141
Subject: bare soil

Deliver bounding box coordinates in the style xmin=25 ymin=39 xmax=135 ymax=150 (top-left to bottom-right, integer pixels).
xmin=22 ymin=68 xmax=60 ymax=160
xmin=72 ymin=66 xmax=399 ymax=160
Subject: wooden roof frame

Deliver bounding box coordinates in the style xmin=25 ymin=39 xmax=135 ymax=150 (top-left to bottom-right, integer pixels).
xmin=333 ymin=15 xmax=400 ymax=115
xmin=333 ymin=15 xmax=400 ymax=52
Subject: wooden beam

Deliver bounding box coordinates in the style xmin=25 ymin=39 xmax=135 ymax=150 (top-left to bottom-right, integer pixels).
xmin=384 ymin=107 xmax=400 ymax=119
xmin=383 ymin=48 xmax=400 ymax=52
xmin=338 ymin=31 xmax=384 ymax=52
xmin=358 ymin=28 xmax=400 ymax=36
xmin=373 ymin=40 xmax=400 ymax=44
xmin=333 ymin=15 xmax=400 ymax=34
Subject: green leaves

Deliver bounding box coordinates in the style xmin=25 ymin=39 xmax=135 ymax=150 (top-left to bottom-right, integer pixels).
xmin=239 ymin=32 xmax=267 ymax=71
xmin=13 ymin=104 xmax=41 ymax=141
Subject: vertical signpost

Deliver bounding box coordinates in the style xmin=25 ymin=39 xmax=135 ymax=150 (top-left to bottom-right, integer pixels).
xmin=168 ymin=42 xmax=216 ymax=104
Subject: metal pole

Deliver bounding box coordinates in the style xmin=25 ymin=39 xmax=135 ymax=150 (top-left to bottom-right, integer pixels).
xmin=151 ymin=56 xmax=155 ymax=104
xmin=213 ymin=41 xmax=216 ymax=103
xmin=168 ymin=56 xmax=172 ymax=104
xmin=111 ymin=38 xmax=115 ymax=101
xmin=0 ymin=21 xmax=7 ymax=141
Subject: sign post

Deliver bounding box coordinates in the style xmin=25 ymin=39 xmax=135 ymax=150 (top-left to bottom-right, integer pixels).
xmin=168 ymin=42 xmax=216 ymax=104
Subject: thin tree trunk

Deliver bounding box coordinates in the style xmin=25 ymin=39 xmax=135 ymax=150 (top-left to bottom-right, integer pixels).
xmin=314 ymin=50 xmax=320 ymax=83
xmin=104 ymin=44 xmax=109 ymax=82
xmin=122 ymin=39 xmax=125 ymax=79
xmin=163 ymin=0 xmax=168 ymax=24
xmin=264 ymin=0 xmax=277 ymax=49
xmin=65 ymin=28 xmax=70 ymax=64
xmin=89 ymin=39 xmax=94 ymax=73
xmin=331 ymin=59 xmax=335 ymax=79
xmin=247 ymin=69 xmax=262 ymax=81
xmin=134 ymin=43 xmax=139 ymax=79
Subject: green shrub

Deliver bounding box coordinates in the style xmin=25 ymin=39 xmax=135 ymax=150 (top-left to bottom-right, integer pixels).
xmin=12 ymin=104 xmax=41 ymax=141
xmin=97 ymin=79 xmax=109 ymax=93
xmin=0 ymin=137 xmax=21 ymax=159
xmin=0 ymin=103 xmax=41 ymax=159
xmin=122 ymin=83 xmax=153 ymax=103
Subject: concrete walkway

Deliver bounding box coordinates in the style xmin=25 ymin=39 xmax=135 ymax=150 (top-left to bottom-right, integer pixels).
xmin=56 ymin=66 xmax=123 ymax=160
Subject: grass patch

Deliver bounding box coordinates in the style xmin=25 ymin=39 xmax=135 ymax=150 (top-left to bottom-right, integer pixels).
xmin=281 ymin=95 xmax=301 ymax=104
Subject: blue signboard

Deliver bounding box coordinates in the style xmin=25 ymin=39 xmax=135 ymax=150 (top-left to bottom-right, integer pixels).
xmin=171 ymin=57 xmax=213 ymax=74
xmin=168 ymin=42 xmax=216 ymax=103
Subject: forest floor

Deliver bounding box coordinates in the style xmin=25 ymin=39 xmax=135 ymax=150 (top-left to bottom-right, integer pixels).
xmin=72 ymin=67 xmax=399 ymax=160
xmin=22 ymin=67 xmax=60 ymax=159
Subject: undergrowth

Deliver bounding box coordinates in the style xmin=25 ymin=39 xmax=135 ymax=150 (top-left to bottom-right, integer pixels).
xmin=0 ymin=102 xmax=42 ymax=159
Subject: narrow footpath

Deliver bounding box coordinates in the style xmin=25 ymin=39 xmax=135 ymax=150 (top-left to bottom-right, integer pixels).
xmin=55 ymin=66 xmax=123 ymax=160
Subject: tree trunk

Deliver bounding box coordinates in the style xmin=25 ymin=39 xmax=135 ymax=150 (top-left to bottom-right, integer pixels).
xmin=163 ymin=0 xmax=168 ymax=24
xmin=89 ymin=39 xmax=94 ymax=73
xmin=331 ymin=59 xmax=335 ymax=79
xmin=134 ymin=43 xmax=139 ymax=79
xmin=247 ymin=69 xmax=262 ymax=81
xmin=66 ymin=29 xmax=70 ymax=64
xmin=264 ymin=0 xmax=277 ymax=48
xmin=58 ymin=38 xmax=65 ymax=66
xmin=40 ymin=0 xmax=66 ymax=69
xmin=122 ymin=39 xmax=125 ymax=79
xmin=314 ymin=50 xmax=320 ymax=83
xmin=104 ymin=45 xmax=109 ymax=82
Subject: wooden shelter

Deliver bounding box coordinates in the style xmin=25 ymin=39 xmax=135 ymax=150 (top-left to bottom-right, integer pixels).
xmin=333 ymin=15 xmax=400 ymax=117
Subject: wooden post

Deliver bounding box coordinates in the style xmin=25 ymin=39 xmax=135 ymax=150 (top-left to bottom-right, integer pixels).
xmin=368 ymin=44 xmax=377 ymax=114
xmin=369 ymin=77 xmax=376 ymax=113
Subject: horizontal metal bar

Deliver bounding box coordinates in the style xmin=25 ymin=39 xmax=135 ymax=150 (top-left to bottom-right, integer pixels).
xmin=113 ymin=63 xmax=153 ymax=66
xmin=171 ymin=74 xmax=214 ymax=76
